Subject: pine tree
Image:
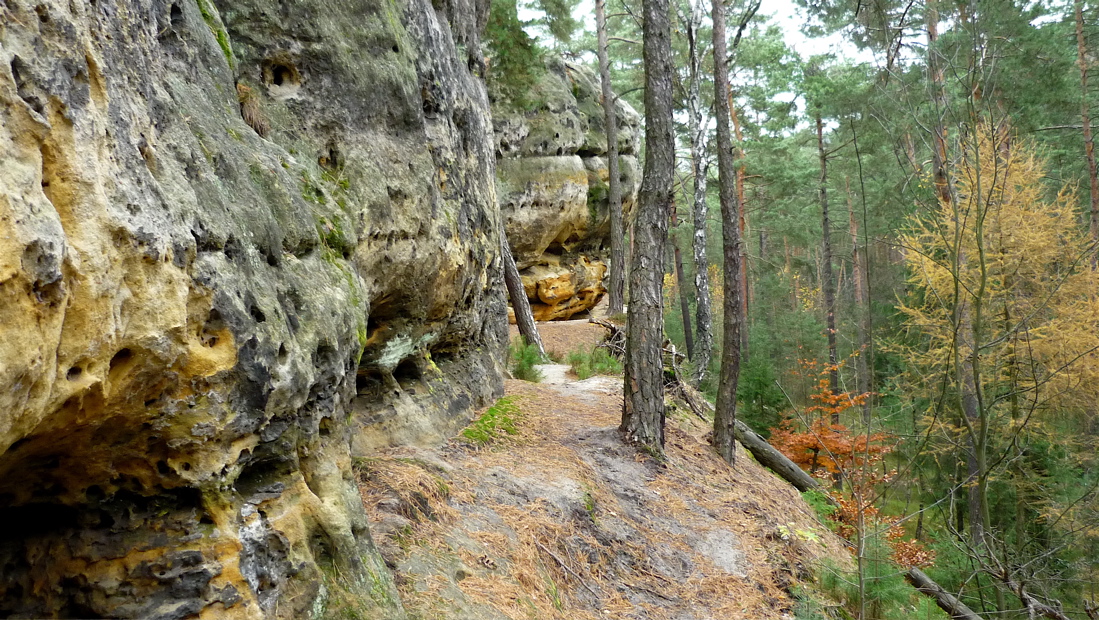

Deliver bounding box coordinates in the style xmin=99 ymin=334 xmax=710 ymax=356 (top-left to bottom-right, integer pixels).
xmin=622 ymin=0 xmax=675 ymax=453
xmin=710 ymin=0 xmax=744 ymax=464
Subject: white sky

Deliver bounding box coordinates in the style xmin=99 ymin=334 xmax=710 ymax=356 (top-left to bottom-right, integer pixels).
xmin=521 ymin=0 xmax=870 ymax=62
xmin=520 ymin=0 xmax=873 ymax=121
xmin=765 ymin=0 xmax=868 ymax=60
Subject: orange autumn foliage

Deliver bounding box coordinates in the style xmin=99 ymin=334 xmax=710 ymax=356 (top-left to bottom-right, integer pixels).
xmin=770 ymin=363 xmax=934 ymax=569
xmin=769 ymin=376 xmax=880 ymax=476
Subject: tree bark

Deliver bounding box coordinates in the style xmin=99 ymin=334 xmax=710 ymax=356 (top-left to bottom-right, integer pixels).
xmin=671 ymin=204 xmax=695 ymax=359
xmin=597 ymin=0 xmax=627 ymax=312
xmin=684 ymin=0 xmax=714 ymax=385
xmin=1078 ymin=0 xmax=1099 ymax=271
xmin=731 ymin=93 xmax=750 ymax=365
xmin=815 ymin=113 xmax=840 ymax=413
xmin=622 ymin=0 xmax=674 ymax=453
xmin=847 ymin=177 xmax=871 ymax=423
xmin=711 ymin=0 xmax=744 ymax=465
xmin=501 ymin=237 xmax=546 ymax=359
xmin=905 ymin=568 xmax=984 ymax=620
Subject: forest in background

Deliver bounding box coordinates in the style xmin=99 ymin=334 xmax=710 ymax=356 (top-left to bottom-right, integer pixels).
xmin=487 ymin=0 xmax=1099 ymax=617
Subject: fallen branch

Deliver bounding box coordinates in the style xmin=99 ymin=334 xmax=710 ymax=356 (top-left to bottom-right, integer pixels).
xmin=502 ymin=238 xmax=546 ymax=359
xmin=905 ymin=568 xmax=983 ymax=620
xmin=590 ymin=317 xmax=625 ymax=359
xmin=535 ymin=541 xmax=601 ymax=598
xmin=998 ymin=573 xmax=1071 ymax=620
xmin=624 ymin=581 xmax=679 ymax=602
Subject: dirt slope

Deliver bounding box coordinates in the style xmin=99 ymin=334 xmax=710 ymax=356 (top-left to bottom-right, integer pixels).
xmin=357 ymin=327 xmax=849 ymax=619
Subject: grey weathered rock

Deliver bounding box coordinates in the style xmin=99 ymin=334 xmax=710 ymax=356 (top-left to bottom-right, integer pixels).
xmin=0 ymin=0 xmax=504 ymax=617
xmin=492 ymin=59 xmax=640 ymax=321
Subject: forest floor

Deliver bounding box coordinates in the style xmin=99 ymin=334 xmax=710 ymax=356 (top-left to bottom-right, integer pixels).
xmin=357 ymin=315 xmax=849 ymax=620
xmin=508 ymin=299 xmax=611 ymax=360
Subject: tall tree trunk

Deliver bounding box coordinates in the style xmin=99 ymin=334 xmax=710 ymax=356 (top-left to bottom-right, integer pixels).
xmin=847 ymin=177 xmax=871 ymax=424
xmin=671 ymin=205 xmax=695 ymax=358
xmin=501 ymin=237 xmax=546 ymax=359
xmin=928 ymin=0 xmax=950 ymax=209
xmin=786 ymin=238 xmax=798 ymax=310
xmin=815 ymin=113 xmax=840 ymax=416
xmin=928 ymin=0 xmax=987 ymax=547
xmin=597 ymin=0 xmax=627 ymax=312
xmin=622 ymin=0 xmax=674 ymax=452
xmin=731 ymin=94 xmax=750 ymax=365
xmin=684 ymin=0 xmax=714 ymax=386
xmin=711 ymin=0 xmax=744 ymax=465
xmin=1075 ymin=0 xmax=1099 ymax=442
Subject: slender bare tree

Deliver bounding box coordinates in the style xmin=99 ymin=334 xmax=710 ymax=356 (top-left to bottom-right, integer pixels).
xmin=1077 ymin=0 xmax=1099 ymax=270
xmin=711 ymin=0 xmax=744 ymax=464
xmin=681 ymin=0 xmax=713 ymax=385
xmin=501 ymin=237 xmax=546 ymax=359
xmin=815 ymin=111 xmax=840 ymax=412
xmin=597 ymin=0 xmax=627 ymax=313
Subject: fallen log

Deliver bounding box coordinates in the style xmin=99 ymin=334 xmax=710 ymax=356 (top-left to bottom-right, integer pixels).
xmin=589 ymin=319 xmax=830 ymax=499
xmin=733 ymin=420 xmax=825 ymax=494
xmin=905 ymin=568 xmax=983 ymax=620
xmin=666 ymin=376 xmax=829 ymax=497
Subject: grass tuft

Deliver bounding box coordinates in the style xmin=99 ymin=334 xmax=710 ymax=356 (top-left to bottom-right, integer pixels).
xmin=510 ymin=338 xmax=544 ymax=382
xmin=566 ymin=345 xmax=622 ymax=380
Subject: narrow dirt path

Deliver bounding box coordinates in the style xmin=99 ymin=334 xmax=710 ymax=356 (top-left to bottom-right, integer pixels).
xmin=359 ymin=317 xmax=850 ymax=619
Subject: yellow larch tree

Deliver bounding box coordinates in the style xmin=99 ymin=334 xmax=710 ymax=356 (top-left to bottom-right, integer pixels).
xmin=899 ymin=123 xmax=1099 ymax=564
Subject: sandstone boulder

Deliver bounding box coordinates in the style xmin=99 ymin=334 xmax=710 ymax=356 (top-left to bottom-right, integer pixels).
xmin=493 ymin=58 xmax=639 ymax=322
xmin=0 ymin=0 xmax=504 ymax=617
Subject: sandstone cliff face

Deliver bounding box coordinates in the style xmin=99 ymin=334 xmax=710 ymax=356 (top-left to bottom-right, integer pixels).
xmin=0 ymin=0 xmax=504 ymax=617
xmin=493 ymin=59 xmax=640 ymax=321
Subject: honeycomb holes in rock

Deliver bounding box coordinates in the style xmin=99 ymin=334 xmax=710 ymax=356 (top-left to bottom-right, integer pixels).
xmin=10 ymin=56 xmax=45 ymax=115
xmin=262 ymin=59 xmax=301 ymax=100
xmin=392 ymin=358 xmax=421 ymax=390
xmin=355 ymin=368 xmax=383 ymax=396
xmin=201 ymin=309 xmax=225 ymax=347
xmin=108 ymin=347 xmax=135 ymax=381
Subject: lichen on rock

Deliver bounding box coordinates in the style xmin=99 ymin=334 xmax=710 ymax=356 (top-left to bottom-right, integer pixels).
xmin=0 ymin=0 xmax=505 ymax=617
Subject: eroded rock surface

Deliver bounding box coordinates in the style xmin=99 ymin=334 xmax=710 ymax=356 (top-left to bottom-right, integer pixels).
xmin=0 ymin=0 xmax=505 ymax=617
xmin=493 ymin=59 xmax=640 ymax=321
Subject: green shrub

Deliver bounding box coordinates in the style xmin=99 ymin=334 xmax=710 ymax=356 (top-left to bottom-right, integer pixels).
xmin=567 ymin=345 xmax=622 ymax=380
xmin=461 ymin=396 xmax=523 ymax=445
xmin=802 ymin=489 xmax=838 ymax=526
xmin=510 ymin=338 xmax=544 ymax=382
xmin=818 ymin=536 xmax=934 ymax=620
